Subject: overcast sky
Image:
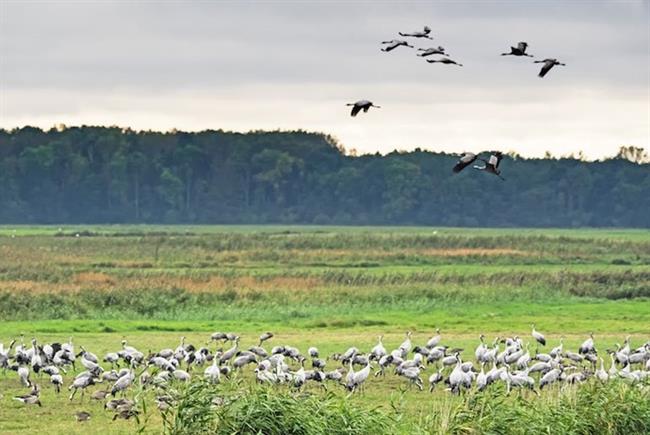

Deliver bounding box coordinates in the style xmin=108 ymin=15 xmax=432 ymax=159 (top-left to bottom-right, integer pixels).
xmin=1 ymin=1 xmax=648 ymax=158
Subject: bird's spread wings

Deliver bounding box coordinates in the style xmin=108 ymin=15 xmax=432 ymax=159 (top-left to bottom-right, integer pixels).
xmin=453 ymin=154 xmax=476 ymax=173
xmin=350 ymin=105 xmax=362 ymax=117
xmin=517 ymin=42 xmax=527 ymax=51
xmin=538 ymin=61 xmax=554 ymax=78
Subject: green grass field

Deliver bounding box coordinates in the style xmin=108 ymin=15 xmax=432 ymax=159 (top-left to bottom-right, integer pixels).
xmin=0 ymin=226 xmax=649 ymax=434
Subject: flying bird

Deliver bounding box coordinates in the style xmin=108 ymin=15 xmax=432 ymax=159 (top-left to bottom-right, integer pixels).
xmin=417 ymin=46 xmax=447 ymax=57
xmin=381 ymin=40 xmax=414 ymax=52
xmin=452 ymin=153 xmax=478 ymax=173
xmin=474 ymin=152 xmax=505 ymax=180
xmin=501 ymin=42 xmax=533 ymax=57
xmin=534 ymin=58 xmax=565 ymax=78
xmin=399 ymin=26 xmax=433 ymax=39
xmin=346 ymin=100 xmax=381 ymax=117
xmin=426 ymin=57 xmax=463 ymax=66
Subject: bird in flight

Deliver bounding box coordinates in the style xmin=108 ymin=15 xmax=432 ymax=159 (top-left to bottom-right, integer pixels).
xmin=534 ymin=58 xmax=566 ymax=78
xmin=346 ymin=100 xmax=381 ymax=117
xmin=452 ymin=153 xmax=478 ymax=173
xmin=501 ymin=42 xmax=534 ymax=57
xmin=381 ymin=40 xmax=414 ymax=52
xmin=426 ymin=57 xmax=463 ymax=66
xmin=474 ymin=152 xmax=505 ymax=180
xmin=417 ymin=46 xmax=448 ymax=57
xmin=399 ymin=26 xmax=433 ymax=39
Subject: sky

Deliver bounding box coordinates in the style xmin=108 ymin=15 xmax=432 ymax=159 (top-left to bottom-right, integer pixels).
xmin=1 ymin=1 xmax=649 ymax=159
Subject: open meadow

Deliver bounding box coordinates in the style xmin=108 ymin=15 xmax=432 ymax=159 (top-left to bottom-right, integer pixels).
xmin=1 ymin=226 xmax=649 ymax=434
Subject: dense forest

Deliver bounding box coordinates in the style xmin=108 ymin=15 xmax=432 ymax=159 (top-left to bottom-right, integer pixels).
xmin=0 ymin=126 xmax=648 ymax=227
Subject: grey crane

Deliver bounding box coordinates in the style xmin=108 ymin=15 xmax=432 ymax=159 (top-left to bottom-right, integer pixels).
xmin=426 ymin=57 xmax=463 ymax=66
xmin=426 ymin=329 xmax=442 ymax=349
xmin=448 ymin=353 xmax=471 ymax=394
xmin=531 ymin=324 xmax=546 ymax=348
xmin=475 ymin=334 xmax=487 ymax=361
xmin=501 ymin=42 xmax=533 ymax=57
xmin=68 ymin=374 xmax=98 ymax=401
xmin=428 ymin=367 xmax=444 ymax=392
xmin=476 ymin=362 xmax=488 ymax=391
xmin=346 ymin=361 xmax=372 ymax=392
xmin=259 ymin=332 xmax=274 ymax=346
xmin=534 ymin=58 xmax=565 ymax=78
xmin=172 ymin=369 xmax=191 ymax=382
xmin=50 ymin=373 xmax=63 ymax=393
xmin=204 ymin=357 xmax=222 ymax=384
xmin=346 ymin=100 xmax=381 ymax=117
xmin=397 ymin=366 xmax=424 ymax=390
xmin=579 ymin=333 xmax=595 ymax=355
xmin=370 ymin=335 xmax=387 ymax=361
xmin=399 ymin=331 xmax=413 ymax=357
xmin=13 ymin=386 xmax=41 ymax=407
xmin=381 ymin=39 xmax=414 ymax=52
xmin=220 ymin=338 xmax=240 ymax=363
xmin=417 ymin=46 xmax=447 ymax=57
xmin=453 ymin=153 xmax=478 ymax=173
xmin=399 ymin=26 xmax=433 ymax=39
xmin=474 ymin=151 xmax=505 ymax=180
xmin=74 ymin=411 xmax=91 ymax=422
xmin=549 ymin=337 xmax=564 ymax=358
xmin=595 ymin=357 xmax=609 ymax=382
xmin=110 ymin=370 xmax=134 ymax=396
xmin=17 ymin=366 xmax=30 ymax=386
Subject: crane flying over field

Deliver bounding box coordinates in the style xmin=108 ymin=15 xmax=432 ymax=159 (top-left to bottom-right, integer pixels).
xmin=398 ymin=26 xmax=433 ymax=39
xmin=426 ymin=57 xmax=463 ymax=66
xmin=501 ymin=42 xmax=534 ymax=57
xmin=534 ymin=58 xmax=566 ymax=78
xmin=380 ymin=40 xmax=414 ymax=52
xmin=452 ymin=153 xmax=478 ymax=173
xmin=474 ymin=151 xmax=505 ymax=180
xmin=417 ymin=46 xmax=447 ymax=57
xmin=346 ymin=100 xmax=381 ymax=117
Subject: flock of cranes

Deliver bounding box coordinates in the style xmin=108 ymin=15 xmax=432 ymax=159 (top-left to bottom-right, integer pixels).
xmin=2 ymin=328 xmax=649 ymax=421
xmin=346 ymin=25 xmax=567 ymax=181
xmin=378 ymin=25 xmax=565 ymax=76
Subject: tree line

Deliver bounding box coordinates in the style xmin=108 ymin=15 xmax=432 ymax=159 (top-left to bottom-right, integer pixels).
xmin=0 ymin=126 xmax=648 ymax=227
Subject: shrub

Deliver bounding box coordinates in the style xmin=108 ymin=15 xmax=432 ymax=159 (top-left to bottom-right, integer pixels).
xmin=164 ymin=381 xmax=395 ymax=435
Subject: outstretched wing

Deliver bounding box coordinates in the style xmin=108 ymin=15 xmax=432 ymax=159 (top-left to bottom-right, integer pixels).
xmin=452 ymin=153 xmax=476 ymax=173
xmin=538 ymin=61 xmax=554 ymax=78
xmin=350 ymin=105 xmax=362 ymax=117
xmin=517 ymin=42 xmax=528 ymax=52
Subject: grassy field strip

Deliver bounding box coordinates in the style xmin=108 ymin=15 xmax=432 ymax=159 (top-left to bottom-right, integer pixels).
xmin=1 ymin=225 xmax=650 ymax=240
xmin=0 ymin=227 xmax=648 ymax=433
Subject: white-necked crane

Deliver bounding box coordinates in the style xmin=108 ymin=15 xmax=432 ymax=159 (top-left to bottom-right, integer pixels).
xmin=399 ymin=26 xmax=433 ymax=39
xmin=380 ymin=39 xmax=413 ymax=52
xmin=258 ymin=332 xmax=273 ymax=346
xmin=534 ymin=58 xmax=565 ymax=78
xmin=452 ymin=153 xmax=478 ymax=173
xmin=501 ymin=42 xmax=533 ymax=57
xmin=531 ymin=324 xmax=546 ymax=346
xmin=426 ymin=57 xmax=463 ymax=66
xmin=474 ymin=152 xmax=505 ymax=180
xmin=417 ymin=46 xmax=447 ymax=57
xmin=346 ymin=100 xmax=381 ymax=117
